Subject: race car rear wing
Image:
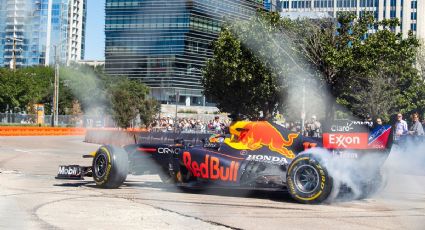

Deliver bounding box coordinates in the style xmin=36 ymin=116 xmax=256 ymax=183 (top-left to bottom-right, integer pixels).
xmin=322 ymin=120 xmax=392 ymax=150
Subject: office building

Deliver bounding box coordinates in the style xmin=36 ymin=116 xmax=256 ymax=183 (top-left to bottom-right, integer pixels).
xmin=277 ymin=0 xmax=424 ymax=40
xmin=67 ymin=0 xmax=86 ymax=64
xmin=0 ymin=0 xmax=87 ymax=68
xmin=105 ymin=0 xmax=273 ymax=105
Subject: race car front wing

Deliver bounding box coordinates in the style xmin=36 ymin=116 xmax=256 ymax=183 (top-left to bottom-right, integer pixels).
xmin=55 ymin=165 xmax=92 ymax=180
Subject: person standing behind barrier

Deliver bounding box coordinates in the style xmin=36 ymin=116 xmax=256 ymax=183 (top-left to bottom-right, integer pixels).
xmin=307 ymin=115 xmax=321 ymax=138
xmin=395 ymin=113 xmax=408 ymax=138
xmin=212 ymin=116 xmax=222 ymax=133
xmin=408 ymin=112 xmax=424 ymax=136
xmin=374 ymin=117 xmax=383 ymax=130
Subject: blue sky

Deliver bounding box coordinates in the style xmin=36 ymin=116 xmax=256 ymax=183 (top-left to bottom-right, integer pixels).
xmin=84 ymin=0 xmax=105 ymax=60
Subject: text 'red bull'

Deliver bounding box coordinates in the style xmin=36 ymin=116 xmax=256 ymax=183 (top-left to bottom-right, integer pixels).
xmin=238 ymin=122 xmax=298 ymax=158
xmin=183 ymin=151 xmax=239 ymax=182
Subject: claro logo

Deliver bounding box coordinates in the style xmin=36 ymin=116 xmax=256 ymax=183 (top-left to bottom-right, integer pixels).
xmin=323 ymin=133 xmax=369 ymax=149
xmin=183 ymin=151 xmax=240 ymax=182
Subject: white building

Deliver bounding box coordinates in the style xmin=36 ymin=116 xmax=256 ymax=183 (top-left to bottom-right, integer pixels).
xmin=67 ymin=0 xmax=87 ymax=65
xmin=0 ymin=0 xmax=87 ymax=68
xmin=277 ymin=0 xmax=424 ymax=40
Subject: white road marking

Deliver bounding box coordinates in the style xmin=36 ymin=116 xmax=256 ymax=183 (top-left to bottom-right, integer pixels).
xmin=14 ymin=149 xmax=32 ymax=153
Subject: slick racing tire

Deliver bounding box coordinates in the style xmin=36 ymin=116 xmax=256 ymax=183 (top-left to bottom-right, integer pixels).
xmin=92 ymin=145 xmax=129 ymax=189
xmin=286 ymin=154 xmax=333 ymax=204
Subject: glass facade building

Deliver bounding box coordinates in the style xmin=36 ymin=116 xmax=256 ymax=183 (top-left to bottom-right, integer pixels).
xmin=0 ymin=0 xmax=86 ymax=68
xmin=277 ymin=0 xmax=424 ymax=40
xmin=105 ymin=0 xmax=273 ymax=105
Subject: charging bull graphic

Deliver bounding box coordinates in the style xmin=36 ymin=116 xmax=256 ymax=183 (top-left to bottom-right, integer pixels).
xmin=224 ymin=121 xmax=299 ymax=158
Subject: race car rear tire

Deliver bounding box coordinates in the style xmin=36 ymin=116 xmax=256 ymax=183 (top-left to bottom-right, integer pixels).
xmin=286 ymin=154 xmax=333 ymax=204
xmin=92 ymin=145 xmax=128 ymax=188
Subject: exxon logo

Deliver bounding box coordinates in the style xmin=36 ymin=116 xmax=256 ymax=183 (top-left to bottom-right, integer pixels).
xmin=328 ymin=134 xmax=360 ymax=148
xmin=323 ymin=133 xmax=368 ymax=149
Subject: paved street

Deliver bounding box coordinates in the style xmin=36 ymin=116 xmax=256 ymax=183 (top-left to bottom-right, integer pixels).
xmin=0 ymin=136 xmax=425 ymax=230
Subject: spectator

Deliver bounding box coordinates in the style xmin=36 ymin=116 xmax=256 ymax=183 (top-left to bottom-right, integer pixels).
xmin=365 ymin=114 xmax=373 ymax=128
xmin=212 ymin=116 xmax=222 ymax=133
xmin=395 ymin=113 xmax=408 ymax=137
xmin=408 ymin=112 xmax=424 ymax=136
xmin=306 ymin=115 xmax=321 ymax=137
xmin=374 ymin=117 xmax=383 ymax=129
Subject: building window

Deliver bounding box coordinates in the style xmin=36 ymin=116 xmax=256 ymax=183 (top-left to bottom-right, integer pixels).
xmin=411 ymin=12 xmax=417 ymax=20
xmin=410 ymin=23 xmax=417 ymax=31
xmin=411 ymin=1 xmax=417 ymax=9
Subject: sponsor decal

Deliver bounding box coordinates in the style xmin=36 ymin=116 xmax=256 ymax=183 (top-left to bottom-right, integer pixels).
xmin=323 ymin=133 xmax=369 ymax=149
xmin=331 ymin=150 xmax=358 ymax=159
xmin=330 ymin=123 xmax=354 ymax=132
xmin=137 ymin=147 xmax=157 ymax=153
xmin=58 ymin=166 xmax=80 ymax=176
xmin=239 ymin=150 xmax=247 ymax=156
xmin=157 ymin=147 xmax=180 ymax=154
xmin=203 ymin=143 xmax=220 ymax=148
xmin=225 ymin=121 xmax=298 ymax=158
xmin=351 ymin=121 xmax=373 ymax=126
xmin=368 ymin=125 xmax=391 ymax=149
xmin=303 ymin=142 xmax=318 ymax=150
xmin=326 ymin=120 xmax=373 ymax=133
xmin=246 ymin=154 xmax=288 ymax=165
xmin=183 ymin=151 xmax=239 ymax=182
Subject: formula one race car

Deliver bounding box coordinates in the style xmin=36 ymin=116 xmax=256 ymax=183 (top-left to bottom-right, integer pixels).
xmin=56 ymin=119 xmax=393 ymax=204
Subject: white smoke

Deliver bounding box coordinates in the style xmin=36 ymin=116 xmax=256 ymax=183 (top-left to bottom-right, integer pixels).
xmin=380 ymin=138 xmax=425 ymax=199
xmin=226 ymin=15 xmax=425 ymax=203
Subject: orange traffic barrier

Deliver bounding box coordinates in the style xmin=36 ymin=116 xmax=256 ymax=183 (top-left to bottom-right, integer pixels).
xmin=0 ymin=126 xmax=86 ymax=136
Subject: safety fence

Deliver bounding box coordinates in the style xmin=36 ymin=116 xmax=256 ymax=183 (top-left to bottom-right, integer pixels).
xmin=0 ymin=113 xmax=114 ymax=128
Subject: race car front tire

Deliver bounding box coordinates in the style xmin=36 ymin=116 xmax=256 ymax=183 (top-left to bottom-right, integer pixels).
xmin=92 ymin=145 xmax=128 ymax=188
xmin=286 ymin=154 xmax=333 ymax=204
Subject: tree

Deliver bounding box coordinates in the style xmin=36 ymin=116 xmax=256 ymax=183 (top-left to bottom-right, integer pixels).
xmin=0 ymin=66 xmax=54 ymax=113
xmin=60 ymin=65 xmax=110 ymax=115
xmin=289 ymin=14 xmax=423 ymax=121
xmin=109 ymin=78 xmax=158 ymax=129
xmin=139 ymin=98 xmax=160 ymax=128
xmin=70 ymin=99 xmax=83 ymax=125
xmin=203 ymin=11 xmax=424 ymax=122
xmin=203 ymin=11 xmax=286 ymax=119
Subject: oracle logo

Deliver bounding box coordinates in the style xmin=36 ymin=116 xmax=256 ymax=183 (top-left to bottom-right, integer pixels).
xmin=157 ymin=148 xmax=179 ymax=154
xmin=323 ymin=133 xmax=368 ymax=149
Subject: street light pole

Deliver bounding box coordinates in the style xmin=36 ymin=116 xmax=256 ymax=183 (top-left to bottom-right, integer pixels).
xmin=175 ymin=89 xmax=179 ymax=132
xmin=9 ymin=36 xmax=23 ymax=71
xmin=52 ymin=45 xmax=59 ymax=126
xmin=301 ymin=78 xmax=306 ymax=134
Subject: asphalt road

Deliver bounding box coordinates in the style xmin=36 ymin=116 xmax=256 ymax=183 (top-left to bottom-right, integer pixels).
xmin=0 ymin=136 xmax=425 ymax=230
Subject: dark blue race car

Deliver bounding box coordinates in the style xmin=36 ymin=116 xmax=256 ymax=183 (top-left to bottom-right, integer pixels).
xmin=57 ymin=120 xmax=393 ymax=204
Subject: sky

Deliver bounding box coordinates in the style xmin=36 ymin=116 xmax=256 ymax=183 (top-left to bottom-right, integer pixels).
xmin=84 ymin=0 xmax=105 ymax=60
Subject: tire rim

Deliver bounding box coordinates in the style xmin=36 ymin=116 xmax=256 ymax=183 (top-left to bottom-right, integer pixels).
xmin=94 ymin=153 xmax=108 ymax=178
xmin=293 ymin=164 xmax=320 ymax=194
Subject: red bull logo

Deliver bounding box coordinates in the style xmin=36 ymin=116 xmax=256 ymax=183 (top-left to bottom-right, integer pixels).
xmin=225 ymin=121 xmax=298 ymax=159
xmin=183 ymin=151 xmax=240 ymax=182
